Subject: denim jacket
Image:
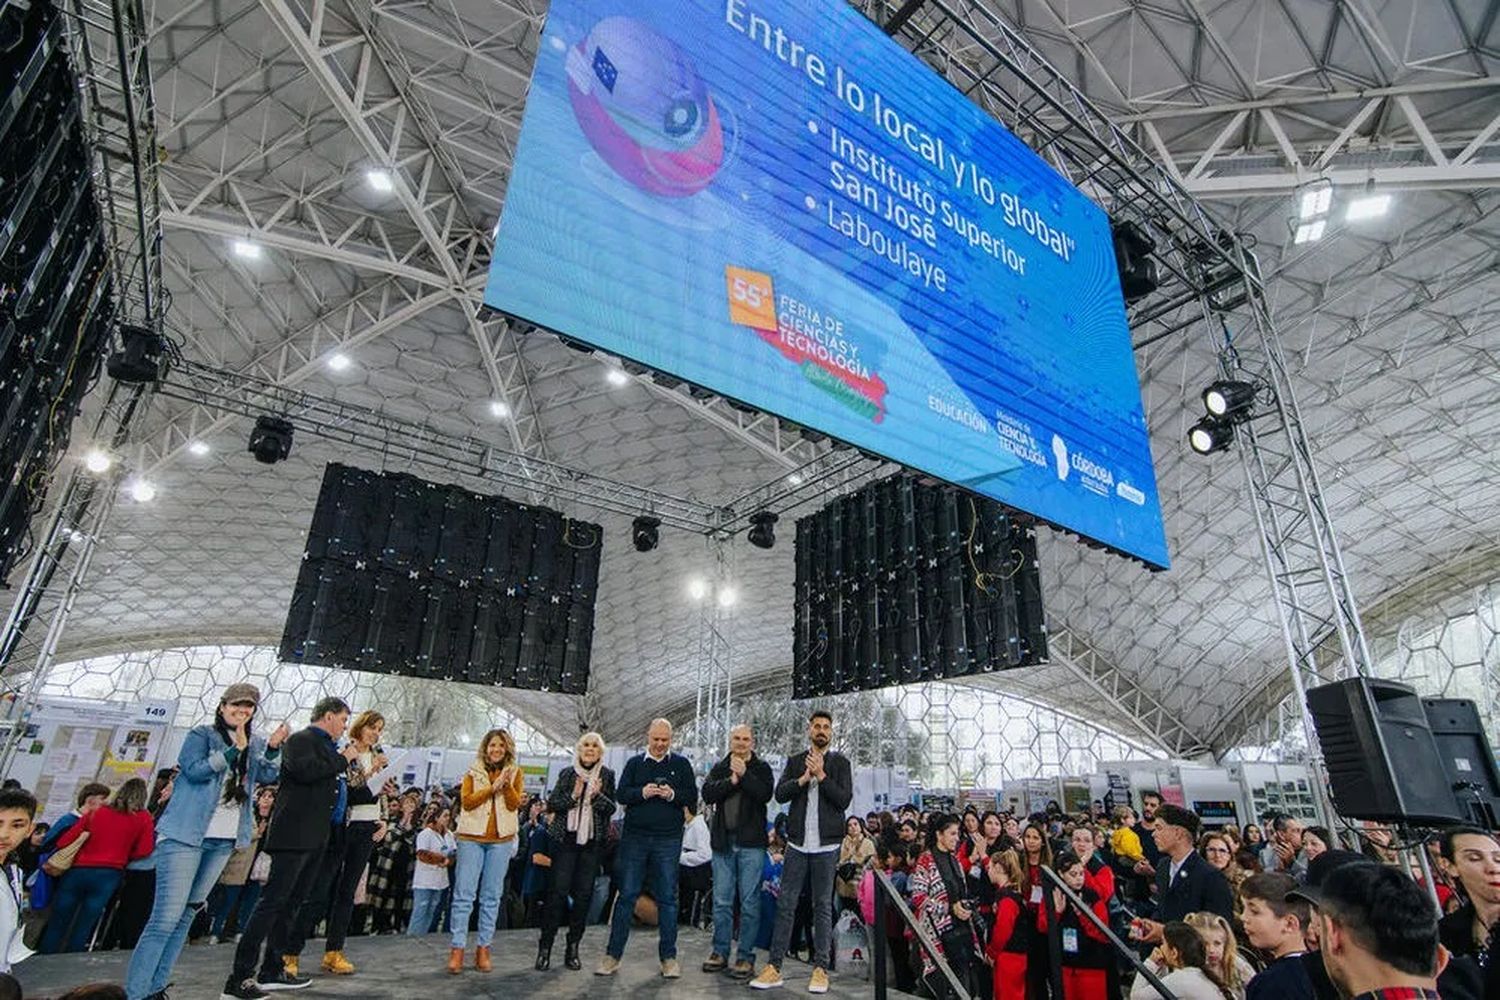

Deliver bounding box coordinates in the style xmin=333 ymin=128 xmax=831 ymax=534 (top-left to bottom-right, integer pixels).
xmin=153 ymin=724 xmax=281 ymax=849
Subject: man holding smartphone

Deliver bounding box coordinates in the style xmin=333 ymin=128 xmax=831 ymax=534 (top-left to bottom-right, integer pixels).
xmin=597 ymin=718 xmax=698 ymax=979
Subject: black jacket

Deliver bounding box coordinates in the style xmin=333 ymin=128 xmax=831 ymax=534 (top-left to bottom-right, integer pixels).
xmin=1153 ymin=850 xmax=1234 ymax=924
xmin=701 ymin=753 xmax=774 ymax=850
xmin=775 ymin=749 xmax=853 ymax=850
xmin=545 ymin=765 xmax=616 ymax=847
xmin=262 ymin=725 xmax=346 ymax=853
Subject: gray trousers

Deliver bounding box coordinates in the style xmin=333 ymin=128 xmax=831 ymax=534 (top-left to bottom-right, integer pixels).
xmin=769 ymin=847 xmax=838 ymax=969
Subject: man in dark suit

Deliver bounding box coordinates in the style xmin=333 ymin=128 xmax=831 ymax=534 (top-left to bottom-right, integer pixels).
xmin=1131 ymin=803 xmax=1233 ymax=945
xmin=222 ymin=696 xmax=355 ymax=1000
xmin=750 ymin=710 xmax=853 ymax=994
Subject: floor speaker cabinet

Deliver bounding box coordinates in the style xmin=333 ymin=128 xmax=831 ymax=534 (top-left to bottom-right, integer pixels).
xmin=1305 ymin=677 xmax=1465 ymax=825
xmin=1422 ymin=697 xmax=1500 ymax=830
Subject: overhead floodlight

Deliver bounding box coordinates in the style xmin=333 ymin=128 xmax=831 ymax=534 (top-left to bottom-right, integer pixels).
xmin=788 ymin=473 xmax=805 ymax=486
xmin=1345 ymin=194 xmax=1391 ymax=222
xmin=365 ymin=168 xmax=395 ymax=194
xmin=717 ymin=586 xmax=738 ymax=608
xmin=128 ymin=478 xmax=157 ymax=503
xmin=489 ymin=400 xmax=511 ymax=419
xmin=249 ymin=415 xmax=295 ymax=464
xmin=187 ymin=440 xmax=211 ymax=457
xmin=631 ymin=515 xmax=661 ymax=552
xmin=83 ymin=448 xmax=113 ymax=474
xmin=326 ymin=352 xmax=352 ymax=372
xmin=606 ymin=367 xmax=630 ymax=387
xmin=231 ymin=239 xmax=262 ymax=260
xmin=1292 ymin=220 xmax=1326 ymax=245
xmin=1188 ymin=415 xmax=1235 ymax=455
xmin=686 ymin=577 xmax=708 ymax=601
xmin=1298 ymin=180 xmax=1333 ymax=219
xmin=1202 ymin=379 xmax=1256 ymax=420
xmin=747 ymin=510 xmax=779 ymax=549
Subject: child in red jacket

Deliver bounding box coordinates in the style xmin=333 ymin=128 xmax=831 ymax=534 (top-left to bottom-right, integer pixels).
xmin=984 ymin=848 xmax=1030 ymax=999
xmin=1039 ymin=850 xmax=1111 ymax=1000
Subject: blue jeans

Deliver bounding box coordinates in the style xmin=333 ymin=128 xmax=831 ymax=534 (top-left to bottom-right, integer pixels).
xmin=208 ymin=880 xmax=262 ymax=939
xmin=449 ymin=839 xmax=515 ymax=948
xmin=711 ymin=846 xmax=765 ymax=963
xmin=124 ymin=838 xmax=235 ymax=1000
xmin=605 ymin=831 xmax=682 ymax=961
xmin=39 ymin=866 xmax=124 ymax=953
xmin=408 ymin=888 xmax=445 ymax=935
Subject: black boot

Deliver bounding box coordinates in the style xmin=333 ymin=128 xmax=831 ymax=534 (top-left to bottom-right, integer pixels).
xmin=564 ymin=940 xmax=581 ymax=971
xmin=535 ymin=943 xmax=552 ymax=971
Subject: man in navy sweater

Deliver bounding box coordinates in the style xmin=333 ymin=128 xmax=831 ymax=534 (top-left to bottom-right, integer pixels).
xmin=597 ymin=718 xmax=698 ymax=980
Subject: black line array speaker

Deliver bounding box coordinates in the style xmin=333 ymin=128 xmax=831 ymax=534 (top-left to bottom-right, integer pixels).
xmin=1 ymin=0 xmax=115 ymax=585
xmin=1422 ymin=697 xmax=1500 ymax=829
xmin=279 ymin=464 xmax=603 ymax=694
xmin=1306 ymin=677 xmax=1465 ymax=825
xmin=793 ymin=473 xmax=1046 ymax=698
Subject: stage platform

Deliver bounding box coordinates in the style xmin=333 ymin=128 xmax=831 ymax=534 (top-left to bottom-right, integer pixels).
xmin=18 ymin=926 xmax=900 ymax=999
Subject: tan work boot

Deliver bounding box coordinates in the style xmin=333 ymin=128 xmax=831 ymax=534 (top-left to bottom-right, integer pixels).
xmin=749 ymin=963 xmax=785 ymax=989
xmin=661 ymin=958 xmax=682 ymax=978
xmin=808 ymin=967 xmax=829 ymax=994
xmin=320 ymin=951 xmax=355 ymax=975
xmin=596 ymin=954 xmax=621 ymax=976
xmin=446 ymin=947 xmax=463 ymax=975
xmin=281 ymin=955 xmax=300 ymax=978
xmin=475 ymin=945 xmax=493 ymax=972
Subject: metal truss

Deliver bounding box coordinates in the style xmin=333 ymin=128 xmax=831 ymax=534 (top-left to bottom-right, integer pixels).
xmin=690 ymin=537 xmax=735 ymax=760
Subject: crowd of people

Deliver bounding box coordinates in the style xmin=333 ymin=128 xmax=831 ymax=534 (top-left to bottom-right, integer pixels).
xmin=0 ymin=684 xmax=1492 ymax=1000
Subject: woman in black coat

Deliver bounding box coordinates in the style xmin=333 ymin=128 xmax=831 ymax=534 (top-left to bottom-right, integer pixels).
xmin=535 ymin=731 xmax=616 ymax=971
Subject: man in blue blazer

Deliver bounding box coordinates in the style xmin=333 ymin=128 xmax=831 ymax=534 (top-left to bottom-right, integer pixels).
xmin=1132 ymin=803 xmax=1234 ymax=944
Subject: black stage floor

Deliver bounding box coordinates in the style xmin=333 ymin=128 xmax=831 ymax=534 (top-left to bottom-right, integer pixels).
xmin=18 ymin=926 xmax=903 ymax=999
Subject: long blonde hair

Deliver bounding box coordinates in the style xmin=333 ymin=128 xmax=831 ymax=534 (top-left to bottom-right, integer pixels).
xmin=1184 ymin=911 xmax=1243 ymax=992
xmin=476 ymin=728 xmax=516 ymax=771
xmin=575 ymin=731 xmax=605 ymax=770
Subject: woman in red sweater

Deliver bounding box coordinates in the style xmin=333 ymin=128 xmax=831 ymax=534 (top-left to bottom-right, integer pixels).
xmin=985 ymin=848 xmax=1030 ymax=998
xmin=40 ymin=778 xmax=155 ymax=953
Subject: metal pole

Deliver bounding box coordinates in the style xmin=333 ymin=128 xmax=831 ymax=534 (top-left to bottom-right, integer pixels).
xmin=873 ymin=877 xmax=889 ymax=998
xmin=1406 ymin=826 xmax=1442 ymax=912
xmin=1040 ymin=866 xmax=1180 ymax=999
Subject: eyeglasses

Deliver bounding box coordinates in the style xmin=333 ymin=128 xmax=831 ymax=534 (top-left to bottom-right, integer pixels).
xmin=228 ymin=700 xmax=257 ymax=708
xmin=1204 ymin=846 xmax=1232 ymax=855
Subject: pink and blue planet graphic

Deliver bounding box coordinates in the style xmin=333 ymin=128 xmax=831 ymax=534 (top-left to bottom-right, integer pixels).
xmin=565 ymin=16 xmax=726 ymax=198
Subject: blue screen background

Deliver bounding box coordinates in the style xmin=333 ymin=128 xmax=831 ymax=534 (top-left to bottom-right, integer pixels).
xmin=483 ymin=0 xmax=1169 ymax=568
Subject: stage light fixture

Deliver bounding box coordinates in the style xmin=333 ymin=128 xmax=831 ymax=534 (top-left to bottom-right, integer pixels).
xmin=1346 ymin=194 xmax=1391 ymax=222
xmin=248 ymin=415 xmax=295 ymax=465
xmin=747 ymin=510 xmax=779 ymax=549
xmin=128 ymin=478 xmax=157 ymax=503
xmin=326 ymin=352 xmax=352 ymax=372
xmin=106 ymin=324 xmax=165 ymax=384
xmin=489 ymin=400 xmax=511 ymax=419
xmin=1110 ymin=219 xmax=1159 ymax=302
xmin=83 ymin=448 xmax=113 ymax=474
xmin=686 ymin=577 xmax=708 ymax=601
xmin=717 ymin=586 xmax=738 ymax=608
xmin=1188 ymin=415 xmax=1234 ymax=455
xmin=1293 ymin=220 xmax=1326 ymax=245
xmin=365 ymin=168 xmax=394 ymax=194
xmin=1202 ymin=380 xmax=1256 ymax=419
xmin=631 ymin=515 xmax=661 ymax=552
xmin=788 ymin=473 xmax=805 ymax=486
xmin=231 ymin=239 xmax=262 ymax=260
xmin=187 ymin=441 xmax=211 ymax=457
xmin=606 ymin=367 xmax=630 ymax=387
xmin=1298 ymin=181 xmax=1333 ymax=219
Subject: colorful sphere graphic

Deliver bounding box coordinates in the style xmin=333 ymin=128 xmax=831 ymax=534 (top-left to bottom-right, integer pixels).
xmin=567 ymin=17 xmax=725 ymax=198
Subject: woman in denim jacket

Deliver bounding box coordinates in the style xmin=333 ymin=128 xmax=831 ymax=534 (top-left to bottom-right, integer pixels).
xmin=124 ymin=684 xmax=288 ymax=1000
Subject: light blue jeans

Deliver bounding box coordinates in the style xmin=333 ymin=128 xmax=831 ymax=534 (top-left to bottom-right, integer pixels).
xmin=124 ymin=838 xmax=235 ymax=1000
xmin=449 ymin=839 xmax=515 ymax=949
xmin=711 ymin=845 xmax=766 ymax=963
xmin=408 ymin=887 xmax=445 ymax=935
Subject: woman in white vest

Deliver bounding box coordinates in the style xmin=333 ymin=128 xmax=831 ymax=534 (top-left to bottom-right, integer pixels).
xmin=446 ymin=727 xmax=524 ymax=976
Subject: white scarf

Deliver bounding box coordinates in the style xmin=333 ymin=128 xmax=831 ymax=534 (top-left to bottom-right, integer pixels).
xmin=568 ymin=760 xmax=602 ymax=846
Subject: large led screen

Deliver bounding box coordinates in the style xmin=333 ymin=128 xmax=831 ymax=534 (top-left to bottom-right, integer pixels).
xmin=483 ymin=0 xmax=1169 ymax=567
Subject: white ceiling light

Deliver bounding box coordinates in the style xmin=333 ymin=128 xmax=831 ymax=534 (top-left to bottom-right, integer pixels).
xmin=83 ymin=448 xmax=113 ymax=474
xmin=489 ymin=400 xmax=512 ymax=419
xmin=788 ymin=473 xmax=805 ymax=486
xmin=686 ymin=577 xmax=708 ymax=601
xmin=1292 ymin=220 xmax=1326 ymax=245
xmin=1345 ymin=194 xmax=1391 ymax=222
xmin=326 ymin=352 xmax=352 ymax=372
xmin=1298 ymin=181 xmax=1333 ymax=219
xmin=187 ymin=440 xmax=211 ymax=457
xmin=606 ymin=368 xmax=630 ymax=387
xmin=717 ymin=586 xmax=737 ymax=608
xmin=129 ymin=478 xmax=157 ymax=503
xmin=365 ymin=168 xmax=395 ymax=194
xmin=231 ymin=239 xmax=262 ymax=260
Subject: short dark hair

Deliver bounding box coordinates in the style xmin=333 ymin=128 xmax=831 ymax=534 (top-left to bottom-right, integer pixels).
xmin=1319 ymin=862 xmax=1438 ymax=977
xmin=1439 ymin=825 xmax=1497 ymax=862
xmin=809 ymin=709 xmax=833 ymax=724
xmin=1269 ymin=813 xmax=1298 ymax=833
xmin=76 ymin=782 xmax=110 ymax=807
xmin=0 ymin=789 xmax=35 ymax=820
xmin=1155 ymin=803 xmax=1201 ymax=839
xmin=1305 ymin=825 xmax=1330 ymax=845
xmin=1053 ymin=849 xmax=1083 ymax=873
xmin=311 ymin=696 xmax=351 ymax=722
xmin=1162 ymin=921 xmax=1208 ymax=970
xmin=1140 ymin=789 xmax=1162 ymax=803
xmin=1241 ymin=871 xmax=1310 ymax=930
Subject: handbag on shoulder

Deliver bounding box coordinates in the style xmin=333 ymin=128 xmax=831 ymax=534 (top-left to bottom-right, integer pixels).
xmin=41 ymin=832 xmax=90 ymax=877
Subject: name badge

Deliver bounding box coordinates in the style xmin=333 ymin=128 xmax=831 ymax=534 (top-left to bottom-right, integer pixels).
xmin=1062 ymin=928 xmax=1079 ymax=953
xmin=1029 ymin=885 xmax=1043 ymax=905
